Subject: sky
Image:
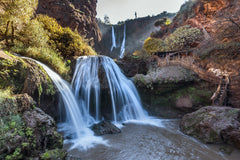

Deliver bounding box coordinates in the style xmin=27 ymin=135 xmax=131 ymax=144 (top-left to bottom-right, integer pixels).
xmin=97 ymin=0 xmax=187 ymax=24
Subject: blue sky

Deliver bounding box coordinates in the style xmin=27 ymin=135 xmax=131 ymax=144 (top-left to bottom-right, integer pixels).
xmin=97 ymin=0 xmax=187 ymax=24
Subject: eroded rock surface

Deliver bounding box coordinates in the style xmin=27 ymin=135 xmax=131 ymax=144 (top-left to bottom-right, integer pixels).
xmin=37 ymin=0 xmax=101 ymax=45
xmin=180 ymin=106 xmax=240 ymax=145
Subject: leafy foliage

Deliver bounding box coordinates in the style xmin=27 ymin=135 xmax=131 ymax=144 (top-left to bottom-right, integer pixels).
xmin=144 ymin=25 xmax=203 ymax=54
xmin=36 ymin=14 xmax=96 ymax=58
xmin=143 ymin=37 xmax=166 ymax=54
xmin=154 ymin=17 xmax=171 ymax=27
xmin=165 ymin=25 xmax=203 ymax=51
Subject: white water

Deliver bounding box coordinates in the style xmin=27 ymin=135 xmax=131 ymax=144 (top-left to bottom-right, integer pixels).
xmin=110 ymin=26 xmax=117 ymax=52
xmin=72 ymin=56 xmax=154 ymax=124
xmin=23 ymin=57 xmax=106 ymax=150
xmin=120 ymin=23 xmax=126 ymax=59
xmin=22 ymin=55 xmax=159 ymax=151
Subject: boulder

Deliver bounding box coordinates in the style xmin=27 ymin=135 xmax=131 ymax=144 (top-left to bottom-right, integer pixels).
xmin=23 ymin=108 xmax=63 ymax=152
xmin=91 ymin=121 xmax=121 ymax=136
xmin=180 ymin=106 xmax=240 ymax=144
xmin=221 ymin=128 xmax=240 ymax=149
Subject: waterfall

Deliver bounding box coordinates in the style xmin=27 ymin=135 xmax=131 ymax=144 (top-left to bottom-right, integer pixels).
xmin=110 ymin=26 xmax=117 ymax=52
xmin=72 ymin=56 xmax=149 ymax=123
xmin=21 ymin=55 xmax=158 ymax=150
xmin=23 ymin=57 xmax=106 ymax=150
xmin=120 ymin=23 xmax=126 ymax=59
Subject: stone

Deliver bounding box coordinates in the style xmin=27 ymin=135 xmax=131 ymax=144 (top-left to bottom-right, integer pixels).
xmin=91 ymin=121 xmax=121 ymax=136
xmin=221 ymin=128 xmax=240 ymax=149
xmin=15 ymin=93 xmax=36 ymax=113
xmin=23 ymin=108 xmax=63 ymax=152
xmin=175 ymin=96 xmax=193 ymax=111
xmin=180 ymin=106 xmax=240 ymax=144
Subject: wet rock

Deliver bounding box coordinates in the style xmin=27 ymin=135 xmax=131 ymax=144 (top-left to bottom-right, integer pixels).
xmin=91 ymin=121 xmax=121 ymax=136
xmin=180 ymin=106 xmax=240 ymax=144
xmin=23 ymin=108 xmax=63 ymax=152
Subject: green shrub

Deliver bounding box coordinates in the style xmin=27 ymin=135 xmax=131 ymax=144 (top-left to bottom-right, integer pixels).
xmin=165 ymin=25 xmax=203 ymax=51
xmin=143 ymin=37 xmax=166 ymax=54
xmin=11 ymin=45 xmax=69 ymax=77
xmin=37 ymin=14 xmax=96 ymax=58
xmin=19 ymin=19 xmax=49 ymax=48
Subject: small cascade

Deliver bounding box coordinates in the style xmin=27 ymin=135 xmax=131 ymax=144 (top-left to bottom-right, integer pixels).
xmin=72 ymin=56 xmax=149 ymax=123
xmin=120 ymin=23 xmax=126 ymax=59
xmin=23 ymin=57 xmax=106 ymax=150
xmin=110 ymin=26 xmax=117 ymax=52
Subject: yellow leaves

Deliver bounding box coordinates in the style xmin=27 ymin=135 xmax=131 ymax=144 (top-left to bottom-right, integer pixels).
xmin=143 ymin=37 xmax=166 ymax=54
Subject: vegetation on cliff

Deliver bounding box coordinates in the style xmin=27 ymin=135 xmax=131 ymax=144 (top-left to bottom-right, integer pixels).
xmin=143 ymin=25 xmax=203 ymax=54
xmin=0 ymin=0 xmax=97 ymax=78
xmin=0 ymin=1 xmax=99 ymax=158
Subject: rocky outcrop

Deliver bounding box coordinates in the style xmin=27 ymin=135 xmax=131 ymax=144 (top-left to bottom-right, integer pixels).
xmin=37 ymin=0 xmax=101 ymax=45
xmin=23 ymin=108 xmax=63 ymax=152
xmin=91 ymin=121 xmax=121 ymax=136
xmin=161 ymin=0 xmax=240 ymax=42
xmin=133 ymin=66 xmax=215 ymax=118
xmin=116 ymin=56 xmax=149 ymax=77
xmin=151 ymin=0 xmax=240 ymax=108
xmin=180 ymin=106 xmax=240 ymax=146
xmin=0 ymin=51 xmax=58 ymax=119
xmin=0 ymin=93 xmax=63 ymax=159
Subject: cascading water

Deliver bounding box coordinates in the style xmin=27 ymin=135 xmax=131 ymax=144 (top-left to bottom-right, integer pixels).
xmin=119 ymin=23 xmax=126 ymax=59
xmin=72 ymin=56 xmax=149 ymax=123
xmin=22 ymin=55 xmax=158 ymax=151
xmin=23 ymin=57 xmax=106 ymax=150
xmin=110 ymin=26 xmax=117 ymax=52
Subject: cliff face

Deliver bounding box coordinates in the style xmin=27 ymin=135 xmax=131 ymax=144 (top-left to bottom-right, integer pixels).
xmin=166 ymin=0 xmax=240 ymax=42
xmin=37 ymin=0 xmax=101 ymax=45
xmin=155 ymin=0 xmax=240 ymax=108
xmin=95 ymin=12 xmax=175 ymax=58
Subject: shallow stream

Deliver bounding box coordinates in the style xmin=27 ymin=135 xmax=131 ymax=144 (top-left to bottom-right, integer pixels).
xmin=65 ymin=119 xmax=240 ymax=160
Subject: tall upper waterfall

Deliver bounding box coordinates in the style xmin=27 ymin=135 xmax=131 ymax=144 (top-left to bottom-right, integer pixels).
xmin=120 ymin=24 xmax=126 ymax=59
xmin=110 ymin=26 xmax=117 ymax=52
xmin=72 ymin=56 xmax=149 ymax=123
xmin=110 ymin=24 xmax=126 ymax=59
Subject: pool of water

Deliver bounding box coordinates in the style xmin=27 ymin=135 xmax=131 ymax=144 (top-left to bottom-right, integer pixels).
xmin=65 ymin=119 xmax=240 ymax=160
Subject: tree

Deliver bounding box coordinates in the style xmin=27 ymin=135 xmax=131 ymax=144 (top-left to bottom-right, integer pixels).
xmin=104 ymin=15 xmax=111 ymax=24
xmin=0 ymin=0 xmax=38 ymax=47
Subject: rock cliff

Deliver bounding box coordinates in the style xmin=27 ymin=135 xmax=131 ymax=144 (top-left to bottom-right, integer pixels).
xmin=151 ymin=0 xmax=240 ymax=108
xmin=37 ymin=0 xmax=101 ymax=45
xmin=95 ymin=12 xmax=175 ymax=58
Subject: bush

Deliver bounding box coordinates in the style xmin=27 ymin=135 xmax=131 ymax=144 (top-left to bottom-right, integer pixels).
xmin=36 ymin=15 xmax=96 ymax=58
xmin=143 ymin=37 xmax=166 ymax=54
xmin=19 ymin=19 xmax=49 ymax=48
xmin=165 ymin=25 xmax=203 ymax=51
xmin=11 ymin=44 xmax=69 ymax=78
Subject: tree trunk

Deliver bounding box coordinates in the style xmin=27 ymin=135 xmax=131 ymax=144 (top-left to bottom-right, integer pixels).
xmin=11 ymin=21 xmax=14 ymax=45
xmin=5 ymin=21 xmax=10 ymax=47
